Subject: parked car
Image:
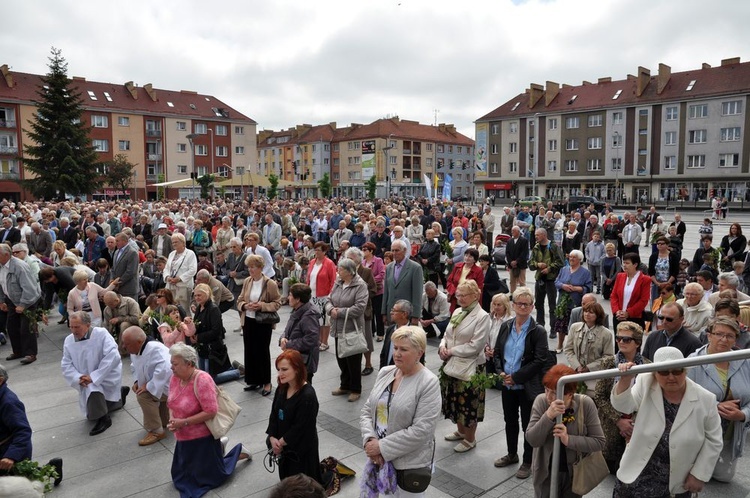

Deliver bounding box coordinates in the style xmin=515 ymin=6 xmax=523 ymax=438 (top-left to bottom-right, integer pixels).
xmin=556 ymin=196 xmax=607 ymax=213
xmin=517 ymin=195 xmax=547 ymax=207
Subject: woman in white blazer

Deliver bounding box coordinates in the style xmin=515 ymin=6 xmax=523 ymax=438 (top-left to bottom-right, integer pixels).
xmin=612 ymin=346 xmax=723 ymax=497
xmin=438 ymin=280 xmax=490 ymax=453
xmin=67 ymin=269 xmax=116 ymax=328
xmin=687 ymin=316 xmax=750 ymax=482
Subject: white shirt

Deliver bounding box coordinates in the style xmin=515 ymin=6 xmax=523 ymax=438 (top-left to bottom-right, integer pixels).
xmin=622 ymin=271 xmax=640 ymax=311
xmin=245 ymin=279 xmax=263 ymax=319
xmin=309 ymin=261 xmax=323 ymax=295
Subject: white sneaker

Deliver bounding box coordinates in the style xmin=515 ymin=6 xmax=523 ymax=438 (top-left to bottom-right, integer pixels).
xmin=220 ymin=436 xmax=229 ymax=454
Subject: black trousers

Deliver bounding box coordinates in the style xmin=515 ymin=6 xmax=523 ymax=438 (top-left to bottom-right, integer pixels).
xmin=372 ymin=294 xmax=385 ymax=338
xmin=335 ymin=337 xmax=362 ymax=393
xmin=500 ymin=388 xmax=533 ymax=464
xmin=535 ymin=279 xmax=557 ymax=327
xmin=6 ymin=299 xmax=37 ymax=357
xmin=243 ymin=320 xmax=272 ymax=385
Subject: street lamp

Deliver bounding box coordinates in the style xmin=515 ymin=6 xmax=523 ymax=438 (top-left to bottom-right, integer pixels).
xmin=613 ymin=131 xmax=621 ymax=205
xmin=186 ymin=133 xmax=198 ymax=200
xmin=383 ymin=145 xmax=393 ymax=198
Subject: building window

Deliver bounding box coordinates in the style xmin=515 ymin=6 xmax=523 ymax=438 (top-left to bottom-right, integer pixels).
xmin=196 ymin=166 xmax=207 ymax=176
xmin=587 ymin=137 xmax=602 ymax=149
xmin=491 ymin=124 xmax=500 ymax=135
xmin=587 ymin=159 xmax=601 ymax=171
xmin=177 ymin=165 xmax=187 ymax=174
xmin=456 ymin=173 xmax=462 ymax=181
xmin=118 ymin=140 xmax=130 ymax=151
xmin=177 ymin=143 xmax=187 ymax=153
xmin=117 ymin=116 xmax=130 ymax=126
xmin=509 ymin=122 xmax=518 ymax=133
xmin=91 ymin=115 xmax=108 ymax=128
xmin=548 ymin=118 xmax=558 ymax=130
xmin=490 ymin=144 xmax=498 ymax=154
xmin=216 ymin=146 xmax=228 ymax=157
xmin=425 ymin=143 xmax=433 ymax=152
xmin=509 ymin=162 xmax=518 ymax=173
xmin=548 ymin=139 xmax=557 ymax=152
xmin=665 ymin=106 xmax=678 ymax=121
xmin=565 ymin=117 xmax=580 ymax=129
xmin=235 ymin=126 xmax=244 ymax=135
xmin=719 ymin=153 xmax=740 ymax=167
xmin=347 ymin=141 xmax=361 ymax=150
xmin=565 ymin=139 xmax=579 ymax=151
xmin=612 ymin=112 xmax=623 ymax=125
xmin=457 ymin=146 xmax=463 ymax=153
xmin=639 ymin=109 xmax=649 ymax=116
xmin=437 ymin=144 xmax=444 ymax=153
xmin=564 ymin=160 xmax=578 ymax=172
xmin=638 ymin=149 xmax=648 ymax=156
xmin=235 ymin=146 xmax=245 ymax=154
xmin=639 ymin=128 xmax=648 ymax=135
xmin=195 ymin=123 xmax=207 ymax=134
xmin=722 ymin=100 xmax=743 ymax=115
xmin=688 ymin=129 xmax=707 ymax=144
xmin=195 ymin=144 xmax=208 ymax=156
xmin=215 ymin=125 xmax=228 ymax=136
xmin=612 ymin=133 xmax=622 ymax=147
xmin=176 ymin=121 xmax=186 ymax=131
xmin=588 ymin=115 xmax=603 ymax=127
xmin=509 ymin=143 xmax=518 ymax=153
xmin=664 ymin=156 xmax=676 ymax=170
xmin=92 ymin=139 xmax=109 ymax=152
xmin=665 ymin=131 xmax=677 ymax=145
xmin=688 ymin=104 xmax=708 ymax=119
xmin=721 ymin=127 xmax=741 ymax=142
xmin=612 ymin=158 xmax=622 ymax=171
xmin=490 ymin=162 xmax=498 ymax=174
xmin=548 ymin=160 xmax=557 ymax=171
xmin=687 ymin=154 xmax=706 ymax=168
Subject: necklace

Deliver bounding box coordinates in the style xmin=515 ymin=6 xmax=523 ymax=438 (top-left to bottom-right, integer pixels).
xmin=175 ymin=369 xmax=196 ymax=396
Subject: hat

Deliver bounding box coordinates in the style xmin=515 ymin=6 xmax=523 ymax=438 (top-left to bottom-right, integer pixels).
xmin=653 ymin=346 xmax=684 ymax=364
xmin=158 ymin=223 xmax=168 ymax=230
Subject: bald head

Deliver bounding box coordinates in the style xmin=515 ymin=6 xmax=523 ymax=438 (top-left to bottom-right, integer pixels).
xmin=121 ymin=326 xmax=147 ymax=355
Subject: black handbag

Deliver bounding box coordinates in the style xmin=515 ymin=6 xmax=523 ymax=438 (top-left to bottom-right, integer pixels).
xmin=255 ymin=311 xmax=281 ymax=324
xmin=396 ymin=466 xmax=431 ymax=493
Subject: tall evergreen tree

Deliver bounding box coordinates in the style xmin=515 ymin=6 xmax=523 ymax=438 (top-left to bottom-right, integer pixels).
xmin=22 ymin=47 xmax=101 ymax=200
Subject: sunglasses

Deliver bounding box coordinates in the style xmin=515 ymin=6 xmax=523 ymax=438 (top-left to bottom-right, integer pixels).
xmin=656 ymin=369 xmax=685 ymax=377
xmin=615 ymin=336 xmax=635 ymax=344
xmin=656 ymin=315 xmax=675 ymax=322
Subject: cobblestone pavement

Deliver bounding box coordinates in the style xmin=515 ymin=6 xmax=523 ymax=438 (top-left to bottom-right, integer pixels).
xmin=10 ymin=210 xmax=750 ymax=497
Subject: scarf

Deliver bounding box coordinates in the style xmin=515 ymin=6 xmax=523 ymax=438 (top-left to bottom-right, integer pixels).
xmin=449 ymin=301 xmax=478 ymax=328
xmin=360 ymin=460 xmax=398 ymax=498
xmin=614 ymin=350 xmax=644 ymax=384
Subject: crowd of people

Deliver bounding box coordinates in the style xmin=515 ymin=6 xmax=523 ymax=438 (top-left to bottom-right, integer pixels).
xmin=0 ymin=196 xmax=747 ymax=497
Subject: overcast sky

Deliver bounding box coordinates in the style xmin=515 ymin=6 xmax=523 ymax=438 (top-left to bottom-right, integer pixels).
xmin=3 ymin=0 xmax=749 ymax=138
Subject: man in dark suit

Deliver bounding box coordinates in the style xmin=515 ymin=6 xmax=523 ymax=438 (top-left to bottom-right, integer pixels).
xmin=111 ymin=233 xmax=140 ymax=302
xmin=83 ymin=227 xmax=107 ymax=269
xmin=0 ymin=218 xmax=21 ymax=246
xmin=505 ymin=226 xmax=529 ymax=292
xmin=132 ymin=215 xmax=153 ymax=247
xmin=58 ymin=218 xmax=79 ymax=250
xmin=381 ymin=240 xmax=423 ymax=326
xmin=644 ymin=206 xmax=659 ymax=247
xmin=500 ymin=207 xmax=514 ymax=235
xmin=670 ymin=213 xmax=686 ymax=243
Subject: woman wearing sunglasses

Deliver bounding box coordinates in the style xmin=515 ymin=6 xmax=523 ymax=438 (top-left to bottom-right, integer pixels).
xmin=612 ymin=346 xmax=722 ymax=497
xmin=687 ymin=316 xmax=750 ymax=482
xmin=592 ymin=321 xmax=650 ymax=474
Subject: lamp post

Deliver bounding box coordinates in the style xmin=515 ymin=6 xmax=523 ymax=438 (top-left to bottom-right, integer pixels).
xmin=613 ymin=131 xmax=621 ymax=205
xmin=186 ymin=133 xmax=198 ymax=200
xmin=383 ymin=145 xmax=393 ymax=199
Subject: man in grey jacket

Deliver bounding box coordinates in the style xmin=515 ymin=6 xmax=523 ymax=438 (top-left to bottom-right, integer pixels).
xmin=111 ymin=233 xmax=140 ymax=302
xmin=0 ymin=244 xmax=42 ymax=364
xmin=381 ymin=240 xmax=423 ymax=326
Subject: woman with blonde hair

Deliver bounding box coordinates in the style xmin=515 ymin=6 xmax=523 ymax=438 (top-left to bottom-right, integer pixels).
xmin=484 ymin=293 xmax=512 ymax=383
xmin=51 ymin=239 xmax=76 ymax=267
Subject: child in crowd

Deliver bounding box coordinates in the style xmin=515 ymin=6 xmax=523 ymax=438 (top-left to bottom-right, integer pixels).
xmin=675 ymin=258 xmax=690 ymax=297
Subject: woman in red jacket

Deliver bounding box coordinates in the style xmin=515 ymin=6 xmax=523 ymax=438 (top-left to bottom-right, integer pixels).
xmin=306 ymin=241 xmax=337 ymax=350
xmin=610 ymin=252 xmax=651 ymax=330
xmin=446 ymin=248 xmax=485 ymax=312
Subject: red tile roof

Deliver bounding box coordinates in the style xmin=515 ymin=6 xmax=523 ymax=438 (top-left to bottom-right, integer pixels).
xmin=478 ymin=59 xmax=750 ymax=121
xmin=337 ymin=117 xmax=474 ymax=145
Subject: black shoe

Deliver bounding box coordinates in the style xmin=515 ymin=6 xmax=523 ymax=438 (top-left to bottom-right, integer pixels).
xmin=548 ymin=332 xmax=557 ymax=339
xmin=57 ymin=317 xmax=67 ymax=325
xmin=89 ymin=415 xmax=112 ymax=436
xmin=48 ymin=457 xmax=63 ymax=486
xmin=261 ymin=387 xmax=272 ymax=396
xmin=244 ymin=384 xmax=261 ymax=392
xmin=121 ymin=386 xmax=130 ymax=407
xmin=361 ymin=367 xmax=374 ymax=376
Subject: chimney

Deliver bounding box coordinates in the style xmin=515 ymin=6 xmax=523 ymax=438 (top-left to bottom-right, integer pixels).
xmin=721 ymin=57 xmax=740 ymax=66
xmin=0 ymin=65 xmax=13 ymax=88
xmin=582 ymin=80 xmax=593 ymax=86
xmin=143 ymin=83 xmax=157 ymax=102
xmin=124 ymin=81 xmax=138 ymax=100
xmin=657 ymin=63 xmax=671 ymax=95
xmin=528 ymin=83 xmax=544 ymax=108
xmin=545 ymin=81 xmax=559 ymax=106
xmin=702 ymin=63 xmax=712 ymax=69
xmin=598 ymin=77 xmax=612 ymax=84
xmin=636 ymin=66 xmax=650 ymax=97
xmin=72 ymin=76 xmax=86 ymax=81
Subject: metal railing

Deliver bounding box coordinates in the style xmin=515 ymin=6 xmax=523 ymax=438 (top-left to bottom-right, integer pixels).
xmin=549 ymin=348 xmax=750 ymax=498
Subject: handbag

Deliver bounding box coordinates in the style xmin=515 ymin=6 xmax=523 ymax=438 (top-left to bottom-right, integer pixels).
xmin=571 ymin=395 xmax=609 ymax=495
xmin=396 ymin=466 xmax=431 ymax=493
xmin=193 ymin=372 xmax=242 ymax=439
xmin=253 ymin=279 xmax=280 ymax=324
xmin=336 ymin=308 xmax=368 ymax=358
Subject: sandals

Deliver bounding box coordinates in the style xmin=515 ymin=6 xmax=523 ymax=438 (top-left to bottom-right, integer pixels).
xmin=319 ymin=343 xmax=330 ymax=351
xmin=454 ymin=439 xmax=477 ymax=453
xmin=444 ymin=431 xmax=465 ymax=441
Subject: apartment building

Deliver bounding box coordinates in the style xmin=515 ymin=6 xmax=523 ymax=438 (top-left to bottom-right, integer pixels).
xmin=0 ymin=64 xmax=256 ymax=201
xmin=476 ymin=57 xmax=750 ymax=206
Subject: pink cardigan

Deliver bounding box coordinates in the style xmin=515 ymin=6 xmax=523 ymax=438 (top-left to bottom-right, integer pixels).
xmin=67 ymin=282 xmax=106 ymax=320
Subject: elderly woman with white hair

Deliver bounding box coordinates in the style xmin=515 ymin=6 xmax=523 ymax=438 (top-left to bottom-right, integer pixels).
xmin=10 ymin=243 xmax=41 ymax=282
xmin=165 ymin=232 xmax=198 ymax=312
xmin=67 ymin=269 xmax=116 ymax=328
xmin=677 ymin=282 xmax=714 ymax=336
xmin=553 ymin=249 xmax=592 ymax=353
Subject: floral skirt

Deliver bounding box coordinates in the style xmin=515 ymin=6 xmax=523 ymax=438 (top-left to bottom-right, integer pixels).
xmin=440 ymin=364 xmax=485 ymax=427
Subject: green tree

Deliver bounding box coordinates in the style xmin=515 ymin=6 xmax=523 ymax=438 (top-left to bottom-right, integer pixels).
xmin=268 ymin=174 xmax=279 ymax=199
xmin=22 ymin=47 xmax=102 ymax=200
xmin=365 ymin=174 xmax=377 ymax=200
xmin=318 ymin=172 xmax=331 ymax=198
xmin=107 ymin=154 xmax=136 ymax=198
xmin=197 ymin=174 xmax=215 ymax=200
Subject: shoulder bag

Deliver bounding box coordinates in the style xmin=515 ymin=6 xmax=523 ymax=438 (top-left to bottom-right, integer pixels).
xmin=254 ymin=279 xmax=280 ymax=324
xmin=571 ymin=395 xmax=609 ymax=495
xmin=336 ymin=308 xmax=368 ymax=358
xmin=193 ymin=372 xmax=242 ymax=439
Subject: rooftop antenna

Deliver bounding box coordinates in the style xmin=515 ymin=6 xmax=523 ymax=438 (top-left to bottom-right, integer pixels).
xmin=433 ymin=109 xmax=440 ymax=126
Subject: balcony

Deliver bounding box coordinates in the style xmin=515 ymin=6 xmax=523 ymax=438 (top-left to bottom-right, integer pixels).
xmin=0 ymin=146 xmax=18 ymax=155
xmin=0 ymin=171 xmax=19 ymax=180
xmin=146 ymin=129 xmax=162 ymax=137
xmin=0 ymin=120 xmax=16 ymax=128
xmin=147 ymin=153 xmax=163 ymax=161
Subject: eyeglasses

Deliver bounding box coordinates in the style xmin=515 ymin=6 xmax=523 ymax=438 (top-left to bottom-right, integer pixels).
xmin=709 ymin=332 xmax=736 ymax=341
xmin=514 ymin=302 xmax=533 ymax=308
xmin=11 ymin=251 xmax=22 ymax=255
xmin=454 ymin=294 xmax=468 ymax=299
xmin=656 ymin=315 xmax=675 ymax=322
xmin=615 ymin=336 xmax=635 ymax=344
xmin=656 ymin=369 xmax=685 ymax=377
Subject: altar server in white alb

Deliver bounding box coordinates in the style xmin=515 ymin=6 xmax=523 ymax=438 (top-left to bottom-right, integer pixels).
xmin=61 ymin=311 xmax=129 ymax=436
xmin=121 ymin=326 xmax=173 ymax=447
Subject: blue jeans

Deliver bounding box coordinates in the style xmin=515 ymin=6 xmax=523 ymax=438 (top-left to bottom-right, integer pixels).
xmin=198 ymin=357 xmax=241 ymax=385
